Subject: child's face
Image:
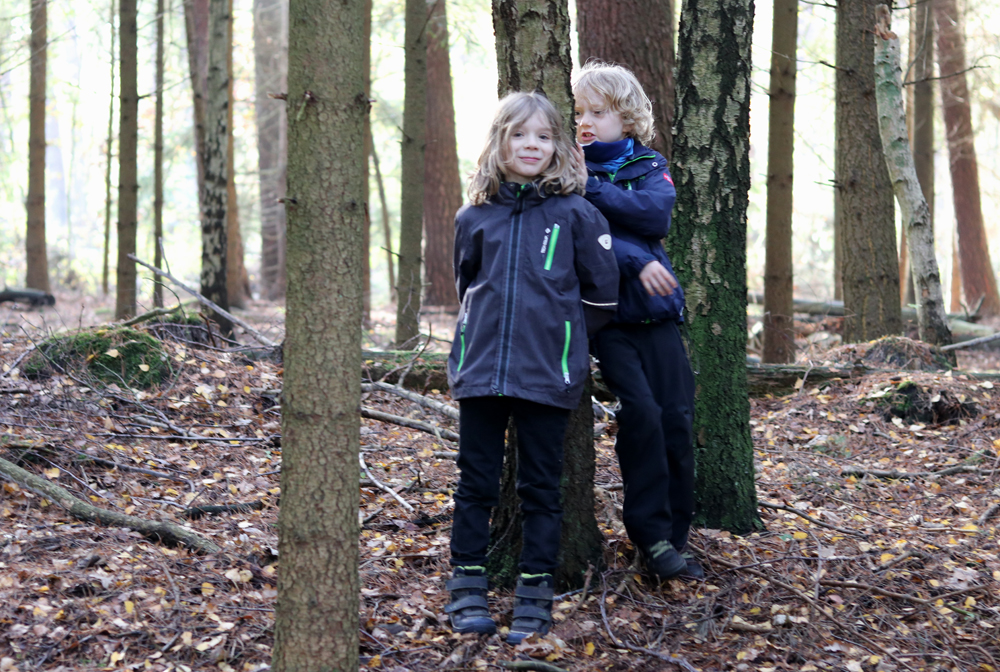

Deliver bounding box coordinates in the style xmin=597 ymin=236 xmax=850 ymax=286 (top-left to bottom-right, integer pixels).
xmin=503 ymin=111 xmax=556 ymax=185
xmin=574 ymin=89 xmax=631 ymax=145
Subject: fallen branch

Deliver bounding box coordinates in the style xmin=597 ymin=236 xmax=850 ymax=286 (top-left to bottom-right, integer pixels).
xmin=0 ymin=343 xmax=35 ymax=379
xmin=978 ymin=502 xmax=1000 ymax=527
xmin=499 ymin=661 xmax=567 ymax=672
xmin=0 ymin=455 xmax=220 ymax=554
xmin=73 ymin=453 xmax=195 ymax=488
xmin=181 ymin=500 xmax=266 ymax=519
xmin=120 ymin=304 xmax=185 ymax=327
xmin=362 ymin=381 xmax=460 ymax=421
xmin=941 ymin=330 xmax=1000 ymax=352
xmin=841 ymin=464 xmax=980 ymax=480
xmin=359 ymin=454 xmax=415 ymax=513
xmin=361 ymin=406 xmax=460 ymax=442
xmin=128 ymin=254 xmax=277 ymax=347
xmin=760 ymin=501 xmax=865 ymax=537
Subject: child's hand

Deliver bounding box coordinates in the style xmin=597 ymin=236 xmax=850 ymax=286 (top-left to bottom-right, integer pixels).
xmin=639 ymin=261 xmax=678 ymax=296
xmin=571 ymin=144 xmax=589 ymax=186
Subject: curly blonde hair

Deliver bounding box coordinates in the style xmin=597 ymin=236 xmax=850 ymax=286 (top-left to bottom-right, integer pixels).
xmin=467 ymin=92 xmax=583 ymax=206
xmin=573 ymin=61 xmax=655 ymax=146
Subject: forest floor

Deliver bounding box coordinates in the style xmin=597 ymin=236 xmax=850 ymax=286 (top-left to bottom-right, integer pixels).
xmin=2 ymin=290 xmax=1000 ymax=671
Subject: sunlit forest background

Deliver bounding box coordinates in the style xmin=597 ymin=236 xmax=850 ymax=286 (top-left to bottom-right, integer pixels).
xmin=3 ymin=0 xmax=1000 ymax=308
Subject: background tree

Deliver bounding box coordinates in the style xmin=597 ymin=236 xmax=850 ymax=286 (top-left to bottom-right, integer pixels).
xmin=26 ymin=0 xmax=49 ymax=293
xmin=936 ymin=0 xmax=1000 ymax=316
xmin=101 ymin=0 xmax=116 ymax=296
xmin=394 ymin=0 xmax=428 ymax=347
xmin=116 ymin=0 xmax=138 ymax=319
xmin=200 ymin=0 xmax=232 ymax=335
xmin=184 ymin=0 xmax=208 ymax=203
xmin=363 ymin=0 xmax=372 ymax=325
xmin=835 ymin=0 xmax=901 ymax=341
xmin=153 ymin=0 xmax=165 ymax=308
xmin=225 ymin=0 xmax=250 ymax=310
xmin=762 ymin=0 xmax=797 ymax=364
xmin=487 ymin=0 xmax=602 ymax=589
xmin=253 ymin=0 xmax=288 ymax=300
xmin=667 ymin=0 xmax=760 ymax=532
xmin=576 ymin=0 xmax=675 ymax=160
xmin=271 ymin=0 xmax=365 ymax=666
xmin=422 ymin=0 xmax=462 ymax=311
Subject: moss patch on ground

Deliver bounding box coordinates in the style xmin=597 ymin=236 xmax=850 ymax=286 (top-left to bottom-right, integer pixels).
xmin=24 ymin=327 xmax=170 ymax=389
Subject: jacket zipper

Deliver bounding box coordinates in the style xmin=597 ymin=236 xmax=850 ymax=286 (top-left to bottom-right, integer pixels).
xmin=543 ymin=223 xmax=560 ymax=271
xmin=493 ymin=188 xmax=526 ymax=394
xmin=561 ymin=321 xmax=571 ymax=386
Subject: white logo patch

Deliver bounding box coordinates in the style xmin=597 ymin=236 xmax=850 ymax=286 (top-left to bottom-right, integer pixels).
xmin=598 ymin=234 xmax=612 ymax=250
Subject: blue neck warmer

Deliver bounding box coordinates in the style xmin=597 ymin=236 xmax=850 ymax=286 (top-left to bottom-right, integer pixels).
xmin=583 ymin=138 xmax=634 ymax=175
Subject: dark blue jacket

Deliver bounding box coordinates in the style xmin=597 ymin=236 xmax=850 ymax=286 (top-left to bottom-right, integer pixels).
xmin=583 ymin=142 xmax=685 ymax=324
xmin=448 ymin=182 xmax=619 ymax=410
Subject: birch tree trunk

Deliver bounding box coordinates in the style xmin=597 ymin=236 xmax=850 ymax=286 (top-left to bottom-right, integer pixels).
xmin=102 ymin=0 xmax=115 ymax=296
xmin=153 ymin=0 xmax=165 ymax=308
xmin=667 ymin=0 xmax=761 ymax=533
xmin=200 ymin=0 xmax=232 ymax=335
xmin=873 ymin=5 xmax=951 ymax=347
xmin=272 ymin=0 xmax=365 ymax=665
xmin=116 ymin=0 xmax=138 ymax=319
xmin=26 ymin=0 xmax=49 ymax=293
xmin=394 ymin=0 xmax=428 ymax=348
xmin=762 ymin=0 xmax=797 ymax=364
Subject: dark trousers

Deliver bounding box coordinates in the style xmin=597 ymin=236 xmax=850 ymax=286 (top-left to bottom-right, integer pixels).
xmin=450 ymin=396 xmax=570 ymax=575
xmin=593 ymin=320 xmax=695 ymax=552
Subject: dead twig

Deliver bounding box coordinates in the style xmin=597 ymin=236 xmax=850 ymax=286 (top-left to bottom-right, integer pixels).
xmin=760 ymin=501 xmax=865 ymax=537
xmin=840 ymin=464 xmax=980 ymax=480
xmin=499 ymin=661 xmax=567 ymax=672
xmin=359 ymin=454 xmax=415 ymax=513
xmin=181 ymin=500 xmax=266 ymax=519
xmin=361 ymin=406 xmax=460 ymax=442
xmin=362 ymin=381 xmax=460 ymax=421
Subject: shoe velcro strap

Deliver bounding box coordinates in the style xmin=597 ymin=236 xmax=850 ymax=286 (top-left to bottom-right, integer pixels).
xmin=443 ymin=594 xmax=488 ymax=613
xmin=445 ymin=576 xmax=488 ymax=591
xmin=513 ymin=605 xmax=552 ymax=621
xmin=514 ymin=585 xmax=553 ymax=600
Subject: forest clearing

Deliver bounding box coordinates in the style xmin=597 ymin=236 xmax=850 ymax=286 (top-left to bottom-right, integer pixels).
xmin=2 ymin=295 xmax=1000 ymax=671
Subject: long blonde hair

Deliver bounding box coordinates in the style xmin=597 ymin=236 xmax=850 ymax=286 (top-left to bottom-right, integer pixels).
xmin=468 ymin=92 xmax=583 ymax=206
xmin=573 ymin=61 xmax=655 ymax=146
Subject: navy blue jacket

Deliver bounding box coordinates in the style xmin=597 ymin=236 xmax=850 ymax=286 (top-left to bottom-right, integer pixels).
xmin=583 ymin=142 xmax=685 ymax=324
xmin=448 ymin=182 xmax=619 ymax=410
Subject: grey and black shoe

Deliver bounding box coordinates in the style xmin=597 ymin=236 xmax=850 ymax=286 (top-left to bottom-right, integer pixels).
xmin=444 ymin=566 xmax=496 ymax=635
xmin=506 ymin=573 xmax=554 ymax=644
xmin=679 ymin=549 xmax=705 ymax=580
xmin=642 ymin=540 xmax=687 ymax=581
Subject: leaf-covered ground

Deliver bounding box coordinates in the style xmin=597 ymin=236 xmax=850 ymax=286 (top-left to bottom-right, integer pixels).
xmin=2 ymin=299 xmax=1000 ymax=671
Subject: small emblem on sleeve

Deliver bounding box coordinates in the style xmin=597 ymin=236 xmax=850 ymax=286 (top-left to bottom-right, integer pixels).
xmin=663 ymin=172 xmax=674 ymax=185
xmin=598 ymin=234 xmax=612 ymax=250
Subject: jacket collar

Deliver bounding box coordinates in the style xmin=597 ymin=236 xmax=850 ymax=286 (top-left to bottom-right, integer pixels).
xmin=588 ymin=141 xmax=661 ymax=182
xmin=494 ymin=181 xmax=547 ymax=207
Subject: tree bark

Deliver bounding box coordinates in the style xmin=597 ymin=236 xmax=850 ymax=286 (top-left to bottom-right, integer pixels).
xmin=116 ymin=0 xmax=138 ymax=320
xmin=951 ymin=231 xmax=962 ymax=312
xmin=667 ymin=0 xmax=761 ymax=533
xmin=576 ymin=0 xmax=675 ymax=160
xmin=184 ymin=0 xmax=209 ymax=210
xmin=363 ymin=0 xmax=372 ymax=324
xmin=153 ymin=0 xmax=165 ymax=308
xmin=835 ymin=0 xmax=901 ymax=342
xmin=394 ymin=0 xmax=428 ymax=347
xmin=26 ymin=0 xmax=49 ymax=293
xmin=272 ymin=0 xmax=365 ymax=665
xmin=762 ymin=0 xmax=797 ymax=364
xmin=372 ymin=144 xmax=396 ymax=299
xmin=253 ymin=0 xmax=288 ymax=300
xmin=200 ymin=0 xmax=232 ymax=335
xmin=102 ymin=0 xmax=116 ymax=296
xmin=226 ymin=0 xmax=250 ymax=310
xmin=935 ymin=0 xmax=1000 ymax=316
xmin=422 ymin=0 xmax=462 ymax=310
xmin=489 ymin=0 xmax=602 ymax=589
xmin=873 ymin=6 xmax=951 ymax=347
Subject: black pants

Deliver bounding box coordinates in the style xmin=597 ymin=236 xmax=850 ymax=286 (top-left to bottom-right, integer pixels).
xmin=450 ymin=396 xmax=570 ymax=576
xmin=593 ymin=320 xmax=695 ymax=552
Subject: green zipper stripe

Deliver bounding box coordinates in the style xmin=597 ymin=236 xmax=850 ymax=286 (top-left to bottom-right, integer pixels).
xmin=561 ymin=321 xmax=571 ymax=384
xmin=544 ymin=224 xmax=560 ymax=271
xmin=607 ymin=154 xmax=655 ymax=182
xmin=457 ymin=330 xmax=467 ymax=371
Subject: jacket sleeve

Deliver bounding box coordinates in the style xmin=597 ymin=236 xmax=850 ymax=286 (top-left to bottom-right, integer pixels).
xmin=453 ymin=212 xmax=481 ymax=303
xmin=573 ymin=205 xmax=620 ymax=337
xmin=583 ymin=166 xmax=677 ymax=238
xmin=612 ymin=237 xmax=658 ymax=278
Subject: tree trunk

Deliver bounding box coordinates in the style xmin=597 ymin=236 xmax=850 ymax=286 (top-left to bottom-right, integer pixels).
xmin=576 ymin=0 xmax=675 ymax=160
xmin=272 ymin=0 xmax=365 ymax=666
xmin=25 ymin=0 xmax=49 ymax=293
xmin=873 ymin=6 xmax=951 ymax=347
xmin=184 ymin=0 xmax=209 ymax=233
xmin=422 ymin=0 xmax=462 ymax=310
xmin=102 ymin=0 xmax=115 ymax=296
xmin=951 ymin=231 xmax=962 ymax=312
xmin=489 ymin=0 xmax=601 ymax=589
xmin=935 ymin=0 xmax=1000 ymax=316
xmin=253 ymin=0 xmax=288 ymax=300
xmin=667 ymin=0 xmax=760 ymax=533
xmin=372 ymin=144 xmax=396 ymax=299
xmin=153 ymin=0 xmax=165 ymax=308
xmin=835 ymin=0 xmax=901 ymax=342
xmin=116 ymin=0 xmax=138 ymax=320
xmin=226 ymin=0 xmax=250 ymax=310
xmin=363 ymin=0 xmax=372 ymax=324
xmin=394 ymin=0 xmax=428 ymax=347
xmin=762 ymin=0 xmax=797 ymax=364
xmin=200 ymin=0 xmax=232 ymax=335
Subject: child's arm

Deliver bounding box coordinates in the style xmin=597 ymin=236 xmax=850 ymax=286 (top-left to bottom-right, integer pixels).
xmin=573 ymin=206 xmax=620 ymax=336
xmin=453 ymin=213 xmax=481 ymax=303
xmin=583 ymin=169 xmax=677 ymax=239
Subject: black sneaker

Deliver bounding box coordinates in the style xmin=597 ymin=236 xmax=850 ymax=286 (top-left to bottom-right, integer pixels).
xmin=444 ymin=566 xmax=496 ymax=635
xmin=679 ymin=550 xmax=705 ymax=580
xmin=506 ymin=573 xmax=554 ymax=644
xmin=643 ymin=540 xmax=687 ymax=580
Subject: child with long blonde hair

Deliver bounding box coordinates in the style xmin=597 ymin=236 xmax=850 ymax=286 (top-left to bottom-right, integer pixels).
xmin=445 ymin=91 xmax=618 ymax=643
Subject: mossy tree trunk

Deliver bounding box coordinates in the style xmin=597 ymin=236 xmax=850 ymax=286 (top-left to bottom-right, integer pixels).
xmin=487 ymin=0 xmax=602 ymax=589
xmin=836 ymin=0 xmax=901 ymax=342
xmin=271 ymin=0 xmax=366 ymax=666
xmin=116 ymin=0 xmax=138 ymax=320
xmin=26 ymin=0 xmax=49 ymax=294
xmin=667 ymin=0 xmax=761 ymax=533
xmin=394 ymin=0 xmax=428 ymax=348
